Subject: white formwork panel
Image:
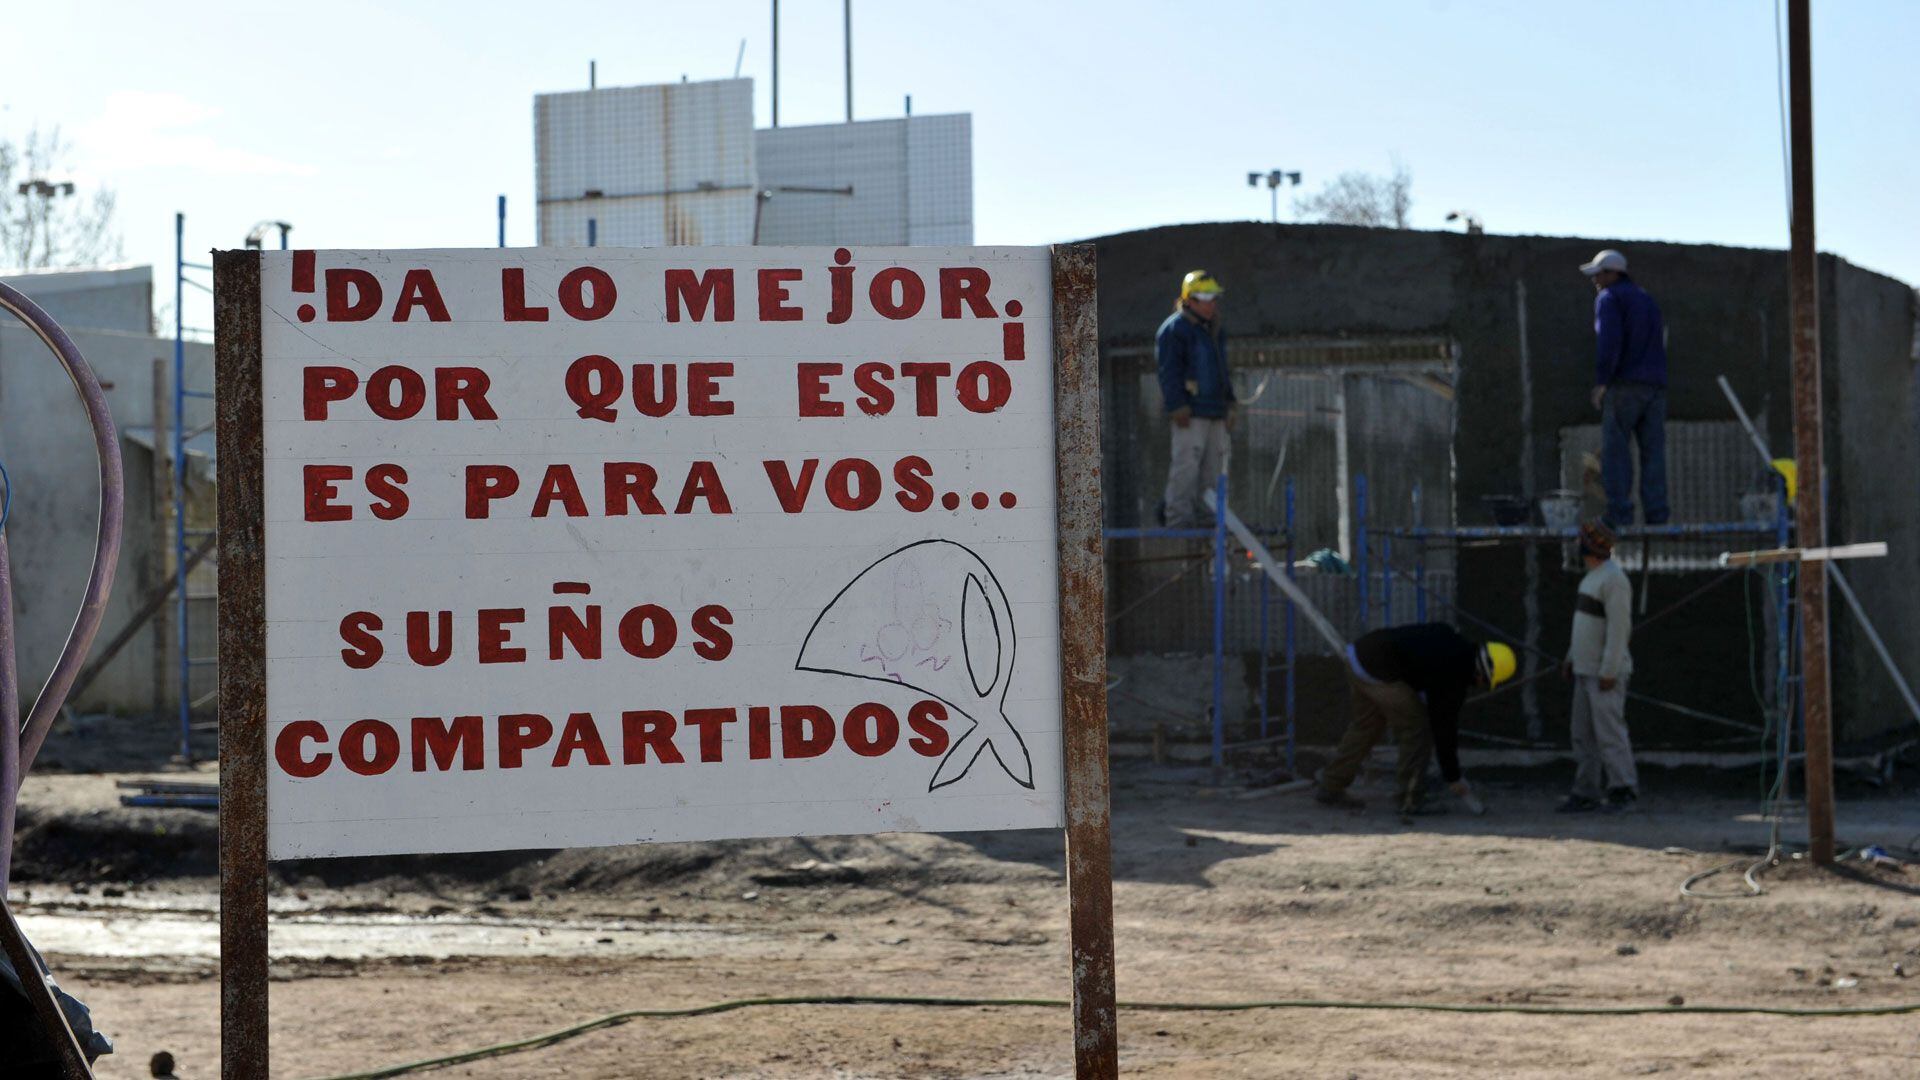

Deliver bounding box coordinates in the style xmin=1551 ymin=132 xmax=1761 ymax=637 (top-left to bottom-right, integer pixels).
xmin=907 ymin=114 xmax=973 ymax=245
xmin=535 ymin=79 xmax=757 ymax=246
xmin=539 ymin=191 xmax=759 ymax=248
xmin=755 ymin=115 xmax=973 ymax=247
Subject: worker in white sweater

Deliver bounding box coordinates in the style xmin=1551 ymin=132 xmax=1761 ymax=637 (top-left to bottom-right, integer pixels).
xmin=1558 ymin=520 xmax=1638 ymax=814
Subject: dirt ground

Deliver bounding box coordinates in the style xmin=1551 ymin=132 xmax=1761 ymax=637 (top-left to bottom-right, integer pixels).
xmin=13 ymin=734 xmax=1920 ymax=1078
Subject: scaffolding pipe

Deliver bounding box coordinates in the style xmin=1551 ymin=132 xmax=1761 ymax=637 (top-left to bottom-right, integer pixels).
xmin=1284 ymin=478 xmax=1297 ymax=771
xmin=1355 ymin=474 xmax=1369 ymax=628
xmin=174 ymin=213 xmax=192 ymax=761
xmin=1210 ymin=472 xmax=1229 ymax=774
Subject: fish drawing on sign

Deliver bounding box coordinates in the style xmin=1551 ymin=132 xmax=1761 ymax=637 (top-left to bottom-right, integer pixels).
xmin=796 ymin=540 xmax=1034 ymax=791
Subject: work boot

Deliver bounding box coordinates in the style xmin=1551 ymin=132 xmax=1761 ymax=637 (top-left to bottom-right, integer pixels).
xmin=1313 ymin=786 xmax=1364 ymax=810
xmin=1555 ymin=794 xmax=1600 ymax=814
xmin=1601 ymin=787 xmax=1638 ymax=815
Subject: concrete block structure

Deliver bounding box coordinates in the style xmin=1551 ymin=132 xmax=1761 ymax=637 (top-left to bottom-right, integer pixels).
xmin=0 ymin=266 xmax=214 ymax=717
xmin=1089 ymin=222 xmax=1918 ymax=752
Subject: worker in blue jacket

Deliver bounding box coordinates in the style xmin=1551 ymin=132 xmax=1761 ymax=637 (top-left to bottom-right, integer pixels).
xmin=1157 ymin=270 xmax=1236 ymax=528
xmin=1581 ymin=249 xmax=1669 ymax=527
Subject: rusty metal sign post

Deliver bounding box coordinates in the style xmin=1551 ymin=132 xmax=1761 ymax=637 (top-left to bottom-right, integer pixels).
xmin=215 ymin=244 xmax=1117 ymax=1078
xmin=1785 ymin=0 xmax=1835 ymax=867
xmin=1050 ymin=244 xmax=1119 ymax=1078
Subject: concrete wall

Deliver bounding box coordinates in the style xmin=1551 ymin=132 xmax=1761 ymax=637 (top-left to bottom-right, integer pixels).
xmin=1 ymin=307 xmax=215 ymax=716
xmin=1 ymin=267 xmax=152 ymax=334
xmin=1085 ymin=222 xmax=1913 ymax=749
xmin=1827 ymin=260 xmax=1920 ymax=743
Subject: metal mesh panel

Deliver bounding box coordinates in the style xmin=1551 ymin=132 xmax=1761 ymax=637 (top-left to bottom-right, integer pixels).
xmin=754 ymin=115 xmax=972 ymax=246
xmin=1104 ymin=335 xmax=1458 ymax=654
xmin=1557 ymin=418 xmax=1777 ymax=570
xmin=535 ymin=80 xmax=758 ymax=247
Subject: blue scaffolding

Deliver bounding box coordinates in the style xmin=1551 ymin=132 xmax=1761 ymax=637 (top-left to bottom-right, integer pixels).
xmin=1105 ymin=469 xmax=1798 ymax=783
xmin=171 ymin=212 xmax=218 ymax=761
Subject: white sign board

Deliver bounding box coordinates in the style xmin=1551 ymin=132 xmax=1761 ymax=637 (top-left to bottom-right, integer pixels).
xmin=257 ymin=248 xmax=1064 ymax=858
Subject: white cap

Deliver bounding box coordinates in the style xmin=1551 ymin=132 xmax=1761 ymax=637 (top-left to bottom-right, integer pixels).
xmin=1579 ymin=249 xmax=1628 ymax=276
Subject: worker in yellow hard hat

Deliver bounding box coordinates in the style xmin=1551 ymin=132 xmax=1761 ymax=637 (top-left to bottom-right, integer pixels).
xmin=1556 ymin=520 xmax=1639 ymax=814
xmin=1156 ymin=270 xmax=1236 ymax=527
xmin=1314 ymin=623 xmax=1515 ymax=816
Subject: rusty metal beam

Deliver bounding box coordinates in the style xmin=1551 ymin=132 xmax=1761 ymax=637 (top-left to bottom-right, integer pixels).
xmin=1786 ymin=0 xmax=1835 ymax=866
xmin=1051 ymin=242 xmax=1117 ymax=1078
xmin=214 ymin=247 xmax=270 ymax=1078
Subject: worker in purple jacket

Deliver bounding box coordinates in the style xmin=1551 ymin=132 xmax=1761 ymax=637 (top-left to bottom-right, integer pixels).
xmin=1581 ymin=249 xmax=1669 ymax=528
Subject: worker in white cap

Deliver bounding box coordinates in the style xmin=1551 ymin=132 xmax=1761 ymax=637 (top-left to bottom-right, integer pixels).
xmin=1579 ymin=248 xmax=1669 ymax=527
xmin=1156 ymin=270 xmax=1237 ymax=528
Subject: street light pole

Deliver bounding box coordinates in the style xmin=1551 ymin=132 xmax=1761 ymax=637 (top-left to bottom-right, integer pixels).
xmin=1247 ymin=169 xmax=1302 ymax=224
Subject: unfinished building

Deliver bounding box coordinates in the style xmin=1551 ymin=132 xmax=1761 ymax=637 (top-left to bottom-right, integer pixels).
xmin=1091 ymin=221 xmax=1919 ymax=759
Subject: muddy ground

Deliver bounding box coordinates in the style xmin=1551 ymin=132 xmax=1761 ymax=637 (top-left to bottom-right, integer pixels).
xmin=11 ymin=719 xmax=1920 ymax=1079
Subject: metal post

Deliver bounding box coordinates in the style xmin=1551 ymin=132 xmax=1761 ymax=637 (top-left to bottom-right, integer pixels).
xmin=1786 ymin=0 xmax=1834 ymax=865
xmin=587 ymin=218 xmax=597 ymax=248
xmin=843 ymin=0 xmax=853 ymax=123
xmin=1774 ymin=472 xmax=1791 ymax=719
xmin=1333 ymin=372 xmax=1351 ymax=558
xmin=277 ymin=224 xmax=290 ymax=251
xmin=151 ymin=359 xmax=170 ymax=735
xmin=770 ymin=0 xmax=780 ymax=128
xmin=497 ymin=195 xmax=506 ymax=248
xmin=173 ymin=212 xmax=191 ymax=762
xmin=1049 ymin=243 xmax=1117 ymax=1079
xmin=1355 ymin=473 xmax=1369 ymax=629
xmin=1258 ymin=558 xmax=1270 ymax=740
xmin=215 ymin=249 xmax=270 ymax=1080
xmin=1381 ymin=536 xmax=1393 ymax=627
xmin=1413 ymin=483 xmax=1428 ymax=622
xmin=1284 ymin=477 xmax=1297 ymax=772
xmin=1211 ymin=472 xmax=1229 ymax=777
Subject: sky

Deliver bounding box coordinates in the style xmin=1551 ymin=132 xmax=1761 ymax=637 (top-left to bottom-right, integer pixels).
xmin=4 ymin=0 xmax=1916 ymax=334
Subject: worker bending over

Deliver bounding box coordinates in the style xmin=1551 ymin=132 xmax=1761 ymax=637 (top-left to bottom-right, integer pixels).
xmin=1558 ymin=520 xmax=1638 ymax=813
xmin=1315 ymin=623 xmax=1516 ymax=815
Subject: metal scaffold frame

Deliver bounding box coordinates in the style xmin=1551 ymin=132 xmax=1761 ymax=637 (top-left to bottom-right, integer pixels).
xmin=1105 ymin=468 xmax=1804 ymax=783
xmin=170 ymin=211 xmax=242 ymax=761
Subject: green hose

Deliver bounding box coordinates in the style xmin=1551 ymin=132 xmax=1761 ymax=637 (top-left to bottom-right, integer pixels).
xmin=308 ymin=992 xmax=1920 ymax=1080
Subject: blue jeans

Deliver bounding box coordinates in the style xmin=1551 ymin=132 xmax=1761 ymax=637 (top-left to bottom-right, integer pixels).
xmin=1601 ymin=382 xmax=1668 ymax=526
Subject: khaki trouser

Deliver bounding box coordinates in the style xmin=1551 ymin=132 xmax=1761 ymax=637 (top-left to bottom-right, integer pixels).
xmin=1163 ymin=417 xmax=1231 ymax=528
xmin=1570 ymin=675 xmax=1636 ymax=799
xmin=1319 ymin=671 xmax=1433 ymax=809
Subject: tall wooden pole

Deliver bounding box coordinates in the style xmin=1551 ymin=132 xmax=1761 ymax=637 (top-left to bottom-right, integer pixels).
xmin=1786 ymin=0 xmax=1835 ymax=866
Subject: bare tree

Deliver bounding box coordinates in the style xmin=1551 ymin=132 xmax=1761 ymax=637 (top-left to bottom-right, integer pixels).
xmin=1293 ymin=159 xmax=1413 ymax=229
xmin=0 ymin=127 xmax=122 ymax=270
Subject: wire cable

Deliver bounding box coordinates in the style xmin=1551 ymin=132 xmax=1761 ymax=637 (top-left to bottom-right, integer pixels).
xmin=304 ymin=992 xmax=1920 ymax=1080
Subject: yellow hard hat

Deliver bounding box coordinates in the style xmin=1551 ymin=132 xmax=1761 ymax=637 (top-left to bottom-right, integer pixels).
xmin=1478 ymin=642 xmax=1517 ymax=688
xmin=1181 ymin=270 xmax=1225 ymax=300
xmin=1771 ymin=458 xmax=1797 ymax=503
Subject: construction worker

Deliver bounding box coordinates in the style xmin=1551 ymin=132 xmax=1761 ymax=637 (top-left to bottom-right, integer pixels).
xmin=1557 ymin=520 xmax=1638 ymax=813
xmin=1157 ymin=270 xmax=1235 ymax=528
xmin=1581 ymin=248 xmax=1669 ymax=527
xmin=1314 ymin=624 xmax=1516 ymax=815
